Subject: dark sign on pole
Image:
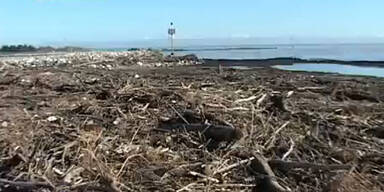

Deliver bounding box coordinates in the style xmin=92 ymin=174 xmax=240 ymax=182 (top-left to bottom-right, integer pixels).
xmin=168 ymin=28 xmax=176 ymax=35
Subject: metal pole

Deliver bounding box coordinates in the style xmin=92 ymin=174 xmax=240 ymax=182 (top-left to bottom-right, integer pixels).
xmin=171 ymin=34 xmax=174 ymax=55
xmin=168 ymin=22 xmax=176 ymax=55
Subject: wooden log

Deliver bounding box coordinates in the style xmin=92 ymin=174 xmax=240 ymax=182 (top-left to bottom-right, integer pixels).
xmin=248 ymin=154 xmax=287 ymax=192
xmin=0 ymin=179 xmax=53 ymax=190
xmin=268 ymin=160 xmax=352 ymax=172
xmin=157 ymin=123 xmax=242 ymax=142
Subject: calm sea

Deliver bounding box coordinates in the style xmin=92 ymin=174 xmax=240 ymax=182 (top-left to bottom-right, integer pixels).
xmin=162 ymin=44 xmax=384 ymax=61
xmin=274 ymin=63 xmax=384 ymax=78
xmin=165 ymin=44 xmax=384 ymax=77
xmin=100 ymin=44 xmax=384 ymax=77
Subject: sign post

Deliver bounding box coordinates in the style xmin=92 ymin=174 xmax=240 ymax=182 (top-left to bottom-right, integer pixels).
xmin=168 ymin=22 xmax=176 ymax=55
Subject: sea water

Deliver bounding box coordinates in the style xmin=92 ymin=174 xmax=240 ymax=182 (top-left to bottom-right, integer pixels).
xmin=163 ymin=44 xmax=384 ymax=77
xmin=164 ymin=44 xmax=384 ymax=61
xmin=273 ymin=63 xmax=384 ymax=77
xmin=99 ymin=44 xmax=384 ymax=77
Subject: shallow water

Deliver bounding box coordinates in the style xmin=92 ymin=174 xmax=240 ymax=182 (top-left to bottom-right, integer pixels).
xmin=273 ymin=63 xmax=384 ymax=77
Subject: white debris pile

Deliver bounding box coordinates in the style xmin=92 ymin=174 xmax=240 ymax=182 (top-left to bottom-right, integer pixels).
xmin=0 ymin=50 xmax=202 ymax=69
xmin=0 ymin=50 xmax=175 ymax=68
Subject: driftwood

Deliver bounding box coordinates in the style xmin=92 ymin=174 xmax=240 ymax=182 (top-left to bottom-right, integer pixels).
xmin=0 ymin=178 xmax=53 ymax=190
xmin=2 ymin=58 xmax=384 ymax=191
xmin=268 ymin=160 xmax=352 ymax=172
xmin=296 ymin=86 xmax=326 ymax=91
xmin=157 ymin=110 xmax=243 ymax=144
xmin=334 ymin=89 xmax=380 ymax=102
xmin=247 ymin=152 xmax=353 ymax=192
xmin=248 ymin=154 xmax=288 ymax=192
xmin=0 ymin=179 xmax=116 ymax=192
xmin=365 ymin=127 xmax=384 ymax=139
xmin=156 ymin=123 xmax=243 ymax=143
xmin=218 ymin=63 xmax=223 ymax=74
xmin=270 ymin=95 xmax=288 ymax=112
xmin=344 ymin=91 xmax=379 ymax=102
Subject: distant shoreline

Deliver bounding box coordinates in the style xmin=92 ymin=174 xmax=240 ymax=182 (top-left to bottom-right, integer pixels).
xmin=203 ymin=57 xmax=384 ymax=68
xmin=0 ymin=45 xmax=90 ymax=55
xmin=2 ymin=48 xmax=384 ymax=69
xmin=0 ymin=51 xmax=85 ymax=58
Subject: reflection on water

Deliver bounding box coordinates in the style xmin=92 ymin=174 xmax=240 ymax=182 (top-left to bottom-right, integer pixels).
xmin=273 ymin=63 xmax=384 ymax=77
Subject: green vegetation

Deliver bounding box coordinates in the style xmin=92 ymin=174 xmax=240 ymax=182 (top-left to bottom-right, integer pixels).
xmin=0 ymin=44 xmax=90 ymax=53
xmin=0 ymin=44 xmax=37 ymax=52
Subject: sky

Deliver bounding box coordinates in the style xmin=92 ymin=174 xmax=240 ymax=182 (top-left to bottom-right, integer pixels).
xmin=1 ymin=0 xmax=384 ymax=47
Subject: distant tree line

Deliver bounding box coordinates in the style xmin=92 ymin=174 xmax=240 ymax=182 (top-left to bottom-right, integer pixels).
xmin=0 ymin=44 xmax=90 ymax=53
xmin=0 ymin=44 xmax=37 ymax=52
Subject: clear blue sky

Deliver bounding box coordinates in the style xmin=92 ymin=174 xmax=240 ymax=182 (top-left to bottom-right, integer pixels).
xmin=1 ymin=0 xmax=384 ymax=46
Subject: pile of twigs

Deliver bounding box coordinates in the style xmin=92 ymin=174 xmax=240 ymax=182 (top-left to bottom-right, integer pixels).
xmin=1 ymin=64 xmax=383 ymax=191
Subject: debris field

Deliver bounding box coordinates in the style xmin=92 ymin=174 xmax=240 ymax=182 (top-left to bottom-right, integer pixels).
xmin=1 ymin=52 xmax=384 ymax=191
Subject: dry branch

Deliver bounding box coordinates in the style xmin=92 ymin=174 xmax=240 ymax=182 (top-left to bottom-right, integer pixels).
xmin=268 ymin=160 xmax=353 ymax=172
xmin=249 ymin=154 xmax=288 ymax=192
xmin=0 ymin=178 xmax=53 ymax=190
